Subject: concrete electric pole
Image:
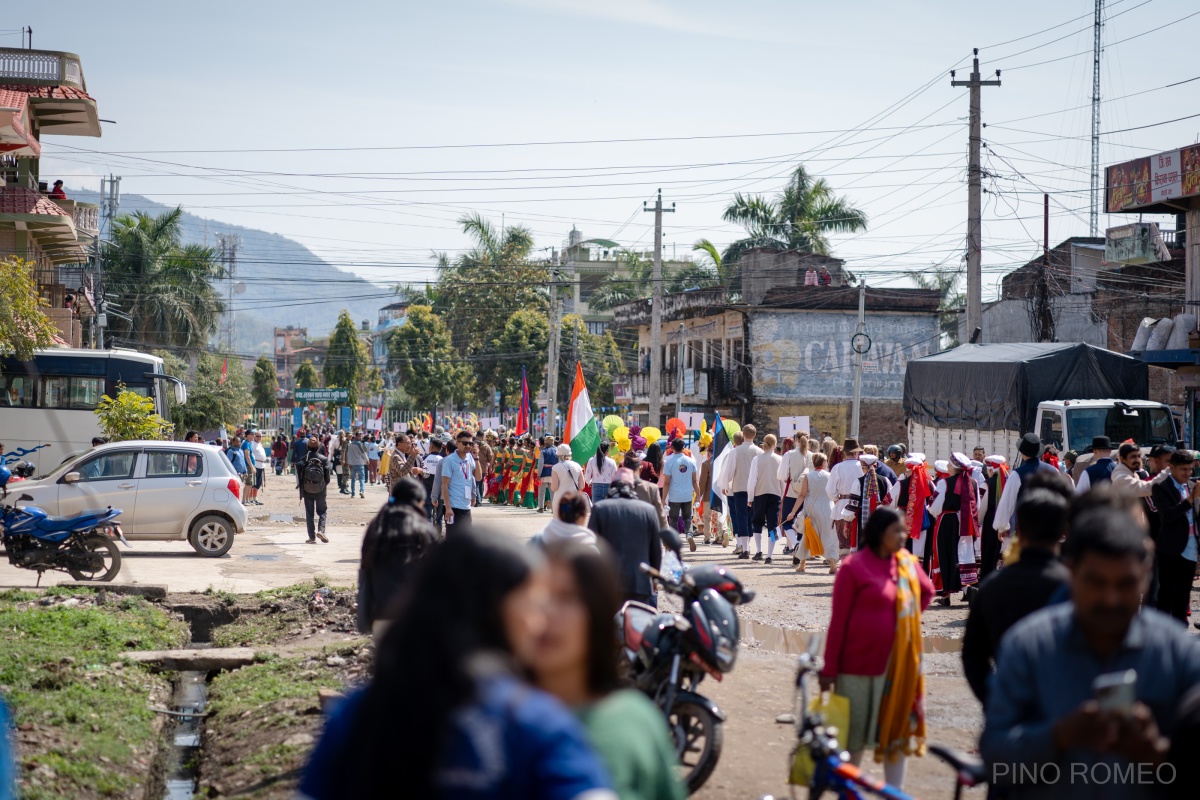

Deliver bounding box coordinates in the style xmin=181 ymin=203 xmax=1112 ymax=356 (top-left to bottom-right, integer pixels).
xmin=1089 ymin=0 xmax=1105 ymax=238
xmin=850 ymin=282 xmax=868 ymax=439
xmin=952 ymin=49 xmax=1000 ymax=342
xmin=546 ymin=265 xmax=560 ymax=437
xmin=644 ymin=189 xmax=674 ymax=427
xmin=95 ymin=175 xmax=121 ymax=349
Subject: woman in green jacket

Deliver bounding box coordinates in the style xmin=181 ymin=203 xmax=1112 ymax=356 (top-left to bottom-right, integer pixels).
xmin=530 ymin=540 xmax=686 ymax=800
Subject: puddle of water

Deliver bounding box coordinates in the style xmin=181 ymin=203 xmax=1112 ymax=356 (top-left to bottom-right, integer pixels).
xmin=162 ymin=670 xmax=207 ymax=799
xmin=242 ymin=554 xmax=280 ymax=562
xmin=739 ymin=619 xmax=961 ymax=655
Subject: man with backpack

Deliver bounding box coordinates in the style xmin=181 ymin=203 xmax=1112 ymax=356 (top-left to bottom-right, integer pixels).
xmin=298 ymin=437 xmax=332 ymax=544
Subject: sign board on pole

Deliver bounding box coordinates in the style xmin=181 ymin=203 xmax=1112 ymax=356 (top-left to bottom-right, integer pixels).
xmin=393 ymin=422 xmax=403 ymax=433
xmin=366 ymin=419 xmax=382 ymax=431
xmin=683 ymin=368 xmax=695 ymax=396
xmin=292 ymin=407 xmax=303 ymax=431
xmin=338 ymin=406 xmax=351 ymax=431
xmin=294 ymin=388 xmax=350 ymax=404
xmin=778 ymin=415 xmax=812 ymax=438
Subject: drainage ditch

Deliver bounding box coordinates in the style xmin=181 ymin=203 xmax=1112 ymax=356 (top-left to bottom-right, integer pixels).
xmin=162 ymin=670 xmax=208 ymax=799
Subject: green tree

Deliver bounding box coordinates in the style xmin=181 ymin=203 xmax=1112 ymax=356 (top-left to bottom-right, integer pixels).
xmin=430 ymin=214 xmax=549 ymax=398
xmin=0 ymin=256 xmax=57 ymax=359
xmin=388 ymin=305 xmax=469 ymax=409
xmin=251 ymin=355 xmax=278 ymax=407
xmin=554 ymin=315 xmax=625 ymax=408
xmin=95 ymin=384 xmax=174 ymax=441
xmin=907 ymin=265 xmax=965 ymax=347
xmin=359 ymin=366 xmax=384 ymax=406
xmin=160 ymin=352 xmax=252 ymax=434
xmin=103 ymin=207 xmax=226 ymax=349
xmin=722 ymin=165 xmax=868 ymax=290
xmin=322 ymin=310 xmax=370 ymax=408
xmin=491 ymin=310 xmax=549 ymax=409
xmin=294 ymin=359 xmax=319 ymax=389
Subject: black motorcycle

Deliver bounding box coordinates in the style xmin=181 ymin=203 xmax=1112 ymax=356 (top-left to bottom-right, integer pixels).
xmin=616 ymin=530 xmax=754 ymax=794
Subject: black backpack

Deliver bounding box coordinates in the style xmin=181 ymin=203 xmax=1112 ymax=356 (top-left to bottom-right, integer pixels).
xmin=302 ymin=455 xmax=327 ymax=495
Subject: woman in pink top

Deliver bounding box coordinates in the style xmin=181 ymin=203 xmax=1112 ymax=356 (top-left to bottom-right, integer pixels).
xmin=819 ymin=507 xmax=933 ymax=789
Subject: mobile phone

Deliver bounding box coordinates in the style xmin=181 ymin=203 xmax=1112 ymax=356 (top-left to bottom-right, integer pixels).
xmin=1093 ymin=669 xmax=1137 ymax=714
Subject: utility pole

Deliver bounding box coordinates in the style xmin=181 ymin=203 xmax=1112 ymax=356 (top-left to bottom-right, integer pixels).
xmin=675 ymin=322 xmax=685 ymax=419
xmin=850 ymin=282 xmax=867 ymax=438
xmin=546 ymin=265 xmax=559 ymax=438
xmin=952 ymin=49 xmax=1000 ymax=342
xmin=95 ymin=175 xmax=120 ymax=349
xmin=215 ymin=234 xmax=240 ymax=352
xmin=1089 ymin=0 xmax=1105 ymax=238
xmin=644 ymin=189 xmax=675 ymax=427
xmin=1036 ymin=192 xmax=1055 ymax=342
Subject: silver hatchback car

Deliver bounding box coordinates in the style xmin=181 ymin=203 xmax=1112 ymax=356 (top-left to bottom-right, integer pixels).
xmin=11 ymin=441 xmax=249 ymax=557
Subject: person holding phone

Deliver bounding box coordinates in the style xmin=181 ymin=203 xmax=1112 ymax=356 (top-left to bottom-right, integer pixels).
xmin=981 ymin=507 xmax=1200 ymax=798
xmin=441 ymin=430 xmax=483 ymax=535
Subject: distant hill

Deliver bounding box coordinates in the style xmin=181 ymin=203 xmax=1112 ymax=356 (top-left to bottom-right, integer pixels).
xmin=71 ymin=189 xmax=392 ymax=355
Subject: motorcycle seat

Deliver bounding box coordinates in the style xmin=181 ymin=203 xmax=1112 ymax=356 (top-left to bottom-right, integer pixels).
xmin=928 ymin=744 xmax=986 ymax=786
xmin=32 ymin=510 xmax=114 ymax=533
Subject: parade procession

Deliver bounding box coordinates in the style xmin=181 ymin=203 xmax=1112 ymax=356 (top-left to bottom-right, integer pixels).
xmin=3 ymin=3 xmax=1200 ymax=799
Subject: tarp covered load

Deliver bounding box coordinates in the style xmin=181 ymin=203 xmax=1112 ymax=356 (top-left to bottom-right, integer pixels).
xmin=903 ymin=342 xmax=1149 ymax=433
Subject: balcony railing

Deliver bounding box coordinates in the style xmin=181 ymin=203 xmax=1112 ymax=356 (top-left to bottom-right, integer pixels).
xmin=51 ymin=198 xmax=98 ymax=236
xmin=0 ymin=48 xmax=86 ymax=90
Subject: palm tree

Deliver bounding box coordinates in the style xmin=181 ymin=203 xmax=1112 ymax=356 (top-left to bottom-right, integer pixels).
xmin=907 ymin=265 xmax=965 ymax=347
xmin=103 ymin=207 xmax=226 ymax=349
xmin=721 ymin=165 xmax=868 ymax=288
xmin=587 ymin=251 xmax=653 ymax=311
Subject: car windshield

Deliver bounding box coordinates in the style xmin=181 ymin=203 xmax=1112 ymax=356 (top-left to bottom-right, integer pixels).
xmin=1066 ymin=406 xmax=1176 ymax=449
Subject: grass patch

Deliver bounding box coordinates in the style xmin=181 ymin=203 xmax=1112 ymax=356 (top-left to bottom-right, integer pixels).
xmin=253 ymin=577 xmax=337 ymax=601
xmin=200 ymin=654 xmax=362 ymax=798
xmin=209 ymin=581 xmax=358 ymax=648
xmin=1 ymin=592 xmax=189 ymax=799
xmin=203 ymin=585 xmax=239 ymax=607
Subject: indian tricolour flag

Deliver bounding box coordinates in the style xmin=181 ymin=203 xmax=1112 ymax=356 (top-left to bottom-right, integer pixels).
xmin=565 ymin=362 xmax=600 ymax=464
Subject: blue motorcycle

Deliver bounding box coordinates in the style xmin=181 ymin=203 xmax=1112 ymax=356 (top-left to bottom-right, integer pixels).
xmin=0 ymin=465 xmax=126 ymax=584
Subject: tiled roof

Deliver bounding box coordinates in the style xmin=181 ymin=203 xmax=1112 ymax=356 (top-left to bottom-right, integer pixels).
xmin=0 ymin=186 xmax=70 ymax=217
xmin=0 ymin=84 xmax=94 ymax=102
xmin=0 ymin=88 xmax=39 ymax=157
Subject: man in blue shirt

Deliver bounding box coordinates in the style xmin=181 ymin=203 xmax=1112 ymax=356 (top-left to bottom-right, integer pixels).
xmin=441 ymin=430 xmax=483 ymax=535
xmin=981 ymin=505 xmax=1200 ymax=799
xmin=662 ymin=438 xmax=699 ymax=548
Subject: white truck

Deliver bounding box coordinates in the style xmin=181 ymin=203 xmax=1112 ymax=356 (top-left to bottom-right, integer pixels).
xmin=903 ymin=342 xmax=1177 ymax=462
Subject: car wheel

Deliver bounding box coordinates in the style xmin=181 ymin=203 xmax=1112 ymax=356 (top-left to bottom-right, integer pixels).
xmin=189 ymin=515 xmax=234 ymax=557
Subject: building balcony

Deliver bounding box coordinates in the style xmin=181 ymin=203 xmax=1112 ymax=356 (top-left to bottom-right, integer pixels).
xmin=0 ymin=48 xmax=86 ymax=90
xmin=51 ymin=198 xmax=98 ymax=240
xmin=0 ymin=186 xmax=89 ymax=263
xmin=617 ymin=367 xmax=748 ymax=407
xmin=0 ymin=48 xmax=99 ymax=137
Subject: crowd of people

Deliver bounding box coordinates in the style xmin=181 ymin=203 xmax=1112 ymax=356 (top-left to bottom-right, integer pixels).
xmin=227 ymin=415 xmax=1200 ymax=799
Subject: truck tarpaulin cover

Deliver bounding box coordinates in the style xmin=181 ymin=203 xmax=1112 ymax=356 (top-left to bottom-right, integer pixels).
xmin=903 ymin=342 xmax=1149 ymax=432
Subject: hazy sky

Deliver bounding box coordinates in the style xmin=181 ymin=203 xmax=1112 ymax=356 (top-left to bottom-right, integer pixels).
xmin=14 ymin=0 xmax=1200 ymax=303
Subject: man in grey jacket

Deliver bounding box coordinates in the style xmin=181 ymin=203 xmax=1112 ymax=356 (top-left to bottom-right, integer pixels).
xmin=588 ymin=478 xmax=663 ymax=606
xmin=345 ymin=432 xmax=369 ymax=499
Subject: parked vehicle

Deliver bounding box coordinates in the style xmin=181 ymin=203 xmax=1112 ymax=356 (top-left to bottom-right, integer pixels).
xmin=0 ymin=348 xmax=187 ymax=478
xmin=904 ymin=342 xmax=1175 ymax=461
xmin=616 ymin=530 xmax=754 ymax=794
xmin=9 ymin=441 xmax=247 ymax=557
xmin=1 ymin=464 xmax=125 ymax=583
xmin=779 ymin=636 xmax=987 ymax=800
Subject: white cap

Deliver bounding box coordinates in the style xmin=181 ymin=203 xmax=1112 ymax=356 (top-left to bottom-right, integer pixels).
xmin=984 ymin=455 xmax=1007 ymax=466
xmin=859 ymin=453 xmax=879 ymax=466
xmin=970 ymin=459 xmax=983 ymax=469
xmin=934 ymin=459 xmax=950 ymax=473
xmin=904 ymin=454 xmax=926 ymax=467
xmin=951 ymin=452 xmax=972 ymax=470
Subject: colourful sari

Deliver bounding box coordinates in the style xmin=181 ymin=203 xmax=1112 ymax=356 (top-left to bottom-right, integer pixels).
xmin=510 ymin=450 xmax=528 ymax=506
xmin=518 ymin=448 xmax=539 ymax=508
xmin=875 ymin=549 xmax=927 ymax=763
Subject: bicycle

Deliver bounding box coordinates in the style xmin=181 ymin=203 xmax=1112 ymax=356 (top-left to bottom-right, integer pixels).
xmin=777 ymin=636 xmax=986 ymax=800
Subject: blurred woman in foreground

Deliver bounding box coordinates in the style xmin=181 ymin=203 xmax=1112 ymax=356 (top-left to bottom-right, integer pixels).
xmin=530 ymin=540 xmax=685 ymax=800
xmin=301 ymin=529 xmax=616 ymax=800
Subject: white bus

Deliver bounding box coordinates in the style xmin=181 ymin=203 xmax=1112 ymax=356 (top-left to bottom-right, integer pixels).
xmin=0 ymin=348 xmax=187 ymax=477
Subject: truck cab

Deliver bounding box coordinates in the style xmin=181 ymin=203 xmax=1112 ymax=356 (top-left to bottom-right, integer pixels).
xmin=1035 ymin=399 xmax=1177 ymax=457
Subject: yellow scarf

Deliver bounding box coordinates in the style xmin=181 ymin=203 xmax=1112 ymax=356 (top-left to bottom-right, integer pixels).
xmin=875 ymin=548 xmax=926 ymax=763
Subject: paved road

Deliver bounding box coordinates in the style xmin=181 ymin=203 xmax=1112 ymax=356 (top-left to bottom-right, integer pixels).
xmin=0 ymin=478 xmax=542 ymax=593
xmin=0 ymin=474 xmax=985 ymax=798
